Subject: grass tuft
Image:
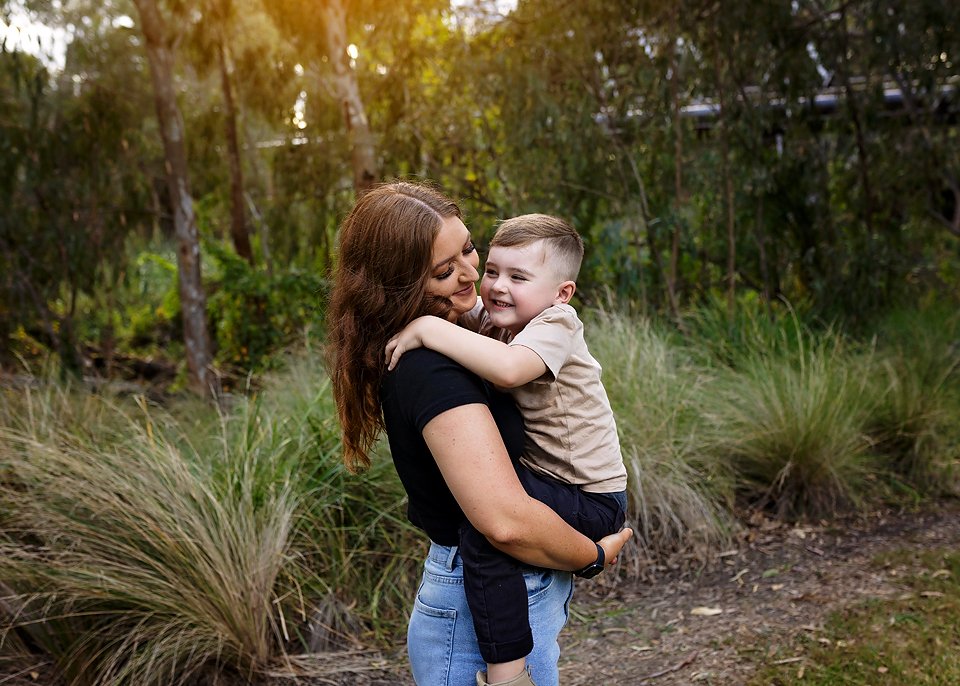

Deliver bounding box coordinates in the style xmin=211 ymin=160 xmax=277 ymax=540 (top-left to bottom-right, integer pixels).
xmin=0 ymin=401 xmax=300 ymax=685
xmin=700 ymin=323 xmax=876 ymax=519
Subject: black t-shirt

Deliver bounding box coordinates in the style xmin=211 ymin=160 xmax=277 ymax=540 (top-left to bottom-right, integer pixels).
xmin=380 ymin=348 xmax=526 ymax=545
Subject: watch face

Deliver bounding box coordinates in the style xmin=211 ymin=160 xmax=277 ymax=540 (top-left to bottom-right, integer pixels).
xmin=578 ymin=563 xmax=603 ymax=579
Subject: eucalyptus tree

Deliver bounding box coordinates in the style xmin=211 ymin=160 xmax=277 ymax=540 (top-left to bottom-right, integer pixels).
xmin=264 ymin=0 xmax=379 ymax=194
xmin=183 ymin=0 xmax=253 ymax=263
xmin=179 ymin=0 xmax=286 ymax=265
xmin=132 ymin=0 xmax=212 ymax=393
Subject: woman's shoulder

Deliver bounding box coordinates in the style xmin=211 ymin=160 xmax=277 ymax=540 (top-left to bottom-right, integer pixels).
xmin=384 ymin=348 xmax=484 ymax=396
xmin=382 ymin=348 xmax=493 ymax=431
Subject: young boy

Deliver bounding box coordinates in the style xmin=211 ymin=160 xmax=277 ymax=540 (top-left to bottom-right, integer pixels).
xmin=385 ymin=214 xmax=628 ymax=686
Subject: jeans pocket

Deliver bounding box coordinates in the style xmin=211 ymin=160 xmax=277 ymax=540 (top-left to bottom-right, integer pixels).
xmin=408 ymin=590 xmax=456 ymax=685
xmin=523 ymin=567 xmax=556 ymax=602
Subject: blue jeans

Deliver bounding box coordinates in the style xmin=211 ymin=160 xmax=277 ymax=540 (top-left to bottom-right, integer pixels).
xmin=408 ymin=542 xmax=574 ymax=686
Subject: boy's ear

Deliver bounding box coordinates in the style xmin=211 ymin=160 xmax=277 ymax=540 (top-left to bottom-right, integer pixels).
xmin=555 ymin=280 xmax=576 ymax=304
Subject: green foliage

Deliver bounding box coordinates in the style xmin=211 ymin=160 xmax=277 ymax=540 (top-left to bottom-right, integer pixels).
xmin=699 ymin=317 xmax=878 ymax=519
xmin=682 ymin=294 xmax=817 ymax=368
xmin=865 ymin=306 xmax=960 ymax=490
xmin=252 ymin=349 xmax=422 ymax=643
xmin=205 ymin=241 xmax=327 ymax=372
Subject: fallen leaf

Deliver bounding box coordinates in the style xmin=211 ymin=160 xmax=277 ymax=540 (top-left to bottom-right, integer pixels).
xmin=690 ymin=606 xmax=723 ymax=616
xmin=932 ymin=569 xmax=951 ymax=579
xmin=762 ymin=568 xmax=780 ymax=578
xmin=773 ymin=657 xmax=803 ymax=665
xmin=878 ymin=666 xmax=888 ymax=674
xmin=921 ymin=591 xmax=945 ymax=598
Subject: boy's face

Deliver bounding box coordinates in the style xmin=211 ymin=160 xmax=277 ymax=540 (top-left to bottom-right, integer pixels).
xmin=480 ymin=241 xmax=568 ymax=336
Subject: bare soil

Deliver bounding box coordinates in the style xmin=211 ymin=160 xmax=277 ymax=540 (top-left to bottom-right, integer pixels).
xmin=312 ymin=500 xmax=960 ymax=685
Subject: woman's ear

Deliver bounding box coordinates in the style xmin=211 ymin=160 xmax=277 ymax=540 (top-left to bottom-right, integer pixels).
xmin=555 ymin=281 xmax=576 ymax=304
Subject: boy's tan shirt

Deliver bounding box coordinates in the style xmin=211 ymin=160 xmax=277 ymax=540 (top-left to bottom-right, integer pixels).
xmin=462 ymin=302 xmax=627 ymax=493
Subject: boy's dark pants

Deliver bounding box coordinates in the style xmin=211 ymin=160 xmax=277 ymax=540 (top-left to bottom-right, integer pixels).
xmin=459 ymin=466 xmax=627 ymax=664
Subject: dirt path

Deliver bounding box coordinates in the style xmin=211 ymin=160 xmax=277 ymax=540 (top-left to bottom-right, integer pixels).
xmin=322 ymin=501 xmax=960 ymax=685
xmin=557 ymin=502 xmax=960 ymax=685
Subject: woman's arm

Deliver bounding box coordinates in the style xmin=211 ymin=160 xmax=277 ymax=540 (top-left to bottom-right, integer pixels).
xmin=422 ymin=403 xmax=631 ymax=570
xmin=386 ymin=315 xmax=546 ymax=388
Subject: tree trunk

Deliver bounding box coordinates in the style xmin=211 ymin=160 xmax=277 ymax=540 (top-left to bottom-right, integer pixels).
xmin=218 ymin=38 xmax=253 ymax=263
xmin=319 ymin=0 xmax=378 ymax=194
xmin=667 ymin=7 xmax=684 ymax=319
xmin=133 ymin=0 xmax=213 ymax=394
xmin=714 ymin=49 xmax=736 ymax=317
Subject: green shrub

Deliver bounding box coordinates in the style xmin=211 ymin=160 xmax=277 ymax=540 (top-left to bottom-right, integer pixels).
xmin=205 ymin=242 xmax=327 ymax=373
xmin=701 ymin=324 xmax=877 ymax=519
xmin=865 ymin=306 xmax=960 ymax=491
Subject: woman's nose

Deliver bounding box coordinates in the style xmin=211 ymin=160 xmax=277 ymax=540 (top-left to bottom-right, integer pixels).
xmin=461 ymin=259 xmax=479 ymax=282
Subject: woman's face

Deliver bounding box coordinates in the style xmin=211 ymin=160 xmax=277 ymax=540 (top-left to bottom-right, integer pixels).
xmin=427 ymin=215 xmax=480 ymax=319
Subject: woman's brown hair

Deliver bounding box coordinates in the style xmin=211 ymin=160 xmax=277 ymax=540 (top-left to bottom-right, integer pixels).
xmin=326 ymin=181 xmax=462 ymax=472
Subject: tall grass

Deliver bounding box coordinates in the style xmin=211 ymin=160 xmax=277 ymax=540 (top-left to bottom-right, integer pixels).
xmin=0 ymin=400 xmax=300 ymax=685
xmin=865 ymin=306 xmax=960 ymax=491
xmin=586 ymin=310 xmax=735 ymax=566
xmin=698 ymin=318 xmax=878 ymax=519
xmin=252 ymin=347 xmax=422 ymax=646
xmin=0 ymin=347 xmax=422 ymax=684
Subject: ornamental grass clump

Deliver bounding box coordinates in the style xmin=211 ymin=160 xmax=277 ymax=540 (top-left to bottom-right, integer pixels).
xmin=701 ymin=325 xmax=876 ymax=519
xmin=0 ymin=400 xmax=302 ymax=686
xmin=586 ymin=310 xmax=734 ymax=565
xmin=865 ymin=306 xmax=960 ymax=492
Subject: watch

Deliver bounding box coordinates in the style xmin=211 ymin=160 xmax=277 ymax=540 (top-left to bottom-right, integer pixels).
xmin=574 ymin=543 xmax=605 ymax=579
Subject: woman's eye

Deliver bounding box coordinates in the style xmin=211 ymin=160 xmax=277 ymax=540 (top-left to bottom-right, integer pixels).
xmin=463 ymin=242 xmax=476 ymax=255
xmin=435 ymin=266 xmax=454 ymax=280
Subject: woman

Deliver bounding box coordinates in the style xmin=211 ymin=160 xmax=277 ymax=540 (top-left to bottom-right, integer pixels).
xmin=327 ymin=181 xmax=632 ymax=686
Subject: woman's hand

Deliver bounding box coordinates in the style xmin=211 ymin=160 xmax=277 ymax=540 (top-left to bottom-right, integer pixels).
xmin=598 ymin=527 xmax=634 ymax=568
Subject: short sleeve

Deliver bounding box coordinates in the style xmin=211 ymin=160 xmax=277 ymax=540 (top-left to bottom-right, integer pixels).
xmin=508 ymin=304 xmax=581 ymax=380
xmin=384 ymin=348 xmax=489 ymax=432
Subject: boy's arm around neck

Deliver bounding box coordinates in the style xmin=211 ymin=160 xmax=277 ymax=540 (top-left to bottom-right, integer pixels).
xmin=386 ymin=315 xmax=546 ymax=388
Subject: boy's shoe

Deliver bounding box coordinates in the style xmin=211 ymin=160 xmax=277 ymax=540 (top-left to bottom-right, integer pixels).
xmin=476 ymin=667 xmax=537 ymax=686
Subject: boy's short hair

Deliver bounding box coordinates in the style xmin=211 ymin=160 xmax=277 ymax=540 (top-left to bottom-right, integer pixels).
xmin=491 ymin=214 xmax=584 ymax=282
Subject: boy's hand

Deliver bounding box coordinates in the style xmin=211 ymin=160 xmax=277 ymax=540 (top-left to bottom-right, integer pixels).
xmin=385 ymin=317 xmax=431 ymax=370
xmin=597 ymin=527 xmax=633 ymax=571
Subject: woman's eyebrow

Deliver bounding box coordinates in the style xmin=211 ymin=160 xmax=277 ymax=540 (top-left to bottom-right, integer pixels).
xmin=432 ymin=255 xmax=455 ymax=270
xmin=432 ymin=236 xmax=472 ymax=270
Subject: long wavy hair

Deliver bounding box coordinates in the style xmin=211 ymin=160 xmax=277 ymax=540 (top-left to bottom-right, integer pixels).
xmin=327 ymin=181 xmax=462 ymax=472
